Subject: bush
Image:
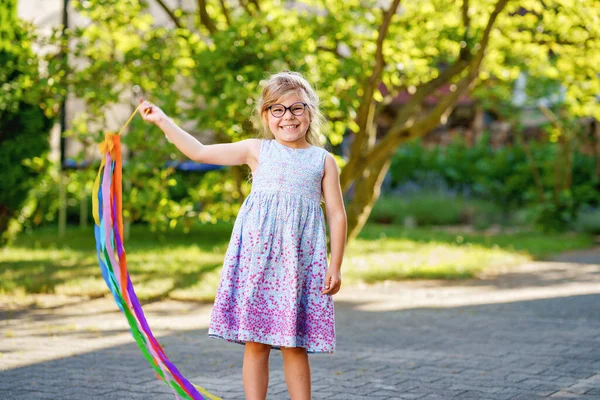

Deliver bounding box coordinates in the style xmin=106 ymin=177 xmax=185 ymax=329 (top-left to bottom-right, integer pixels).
xmin=389 ymin=134 xmax=600 ymax=231
xmin=0 ymin=105 xmax=52 ymax=232
xmin=369 ymin=193 xmax=502 ymax=228
xmin=0 ymin=5 xmax=54 ymax=244
xmin=574 ymin=206 xmax=600 ymax=235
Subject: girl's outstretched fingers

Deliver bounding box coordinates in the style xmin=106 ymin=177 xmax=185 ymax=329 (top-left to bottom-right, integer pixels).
xmin=138 ymin=98 xmax=167 ymax=126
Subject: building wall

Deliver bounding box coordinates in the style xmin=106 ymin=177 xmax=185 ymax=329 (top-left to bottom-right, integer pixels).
xmin=17 ymin=0 xmax=189 ymax=163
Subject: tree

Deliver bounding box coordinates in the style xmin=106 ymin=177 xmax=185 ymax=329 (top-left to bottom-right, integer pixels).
xmin=471 ymin=2 xmax=600 ymax=230
xmin=67 ymin=0 xmax=600 ymax=240
xmin=0 ymin=0 xmax=55 ymax=244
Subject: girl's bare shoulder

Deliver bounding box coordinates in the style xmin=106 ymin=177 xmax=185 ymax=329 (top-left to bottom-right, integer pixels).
xmin=243 ymin=138 xmax=263 ymax=170
xmin=245 ymin=138 xmax=262 ymax=151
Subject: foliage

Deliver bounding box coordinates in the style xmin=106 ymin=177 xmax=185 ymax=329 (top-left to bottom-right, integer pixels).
xmin=0 ymin=106 xmax=52 ymax=241
xmin=391 ymin=134 xmax=535 ymax=211
xmin=369 ymin=192 xmax=503 ymax=228
xmin=389 ymin=134 xmax=599 ymax=230
xmin=0 ymin=1 xmax=57 ymax=245
xmin=33 ymin=0 xmax=599 ymax=240
xmin=574 ymin=206 xmax=600 ymax=235
xmin=477 ymin=0 xmax=600 ymax=121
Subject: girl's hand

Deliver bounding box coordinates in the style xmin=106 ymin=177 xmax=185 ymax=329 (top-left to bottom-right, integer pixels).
xmin=139 ymin=98 xmax=168 ymax=126
xmin=321 ymin=268 xmax=342 ymax=296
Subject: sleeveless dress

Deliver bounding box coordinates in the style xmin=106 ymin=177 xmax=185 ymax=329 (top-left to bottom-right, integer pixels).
xmin=208 ymin=139 xmax=335 ymax=354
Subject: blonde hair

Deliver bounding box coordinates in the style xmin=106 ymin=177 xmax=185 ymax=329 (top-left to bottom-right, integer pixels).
xmin=254 ymin=71 xmax=325 ymax=148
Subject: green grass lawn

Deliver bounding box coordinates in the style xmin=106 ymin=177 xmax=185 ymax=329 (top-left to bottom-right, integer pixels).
xmin=0 ymin=223 xmax=594 ymax=302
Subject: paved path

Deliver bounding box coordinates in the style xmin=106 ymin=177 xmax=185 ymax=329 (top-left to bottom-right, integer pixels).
xmin=1 ymin=249 xmax=600 ymax=399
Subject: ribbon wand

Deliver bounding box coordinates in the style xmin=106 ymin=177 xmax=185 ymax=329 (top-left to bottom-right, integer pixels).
xmin=92 ymin=103 xmax=220 ymax=400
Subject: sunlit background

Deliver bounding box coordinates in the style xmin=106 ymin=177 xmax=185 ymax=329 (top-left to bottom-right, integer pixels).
xmin=2 ymin=0 xmax=599 ymax=302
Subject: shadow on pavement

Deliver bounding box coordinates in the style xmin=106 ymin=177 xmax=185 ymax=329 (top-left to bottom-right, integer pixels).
xmin=1 ymin=294 xmax=599 ymax=399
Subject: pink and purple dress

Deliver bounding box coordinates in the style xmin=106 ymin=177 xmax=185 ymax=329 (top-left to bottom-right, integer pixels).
xmin=208 ymin=139 xmax=335 ymax=354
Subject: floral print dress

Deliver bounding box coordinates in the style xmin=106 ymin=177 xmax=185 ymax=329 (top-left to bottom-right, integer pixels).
xmin=208 ymin=139 xmax=335 ymax=354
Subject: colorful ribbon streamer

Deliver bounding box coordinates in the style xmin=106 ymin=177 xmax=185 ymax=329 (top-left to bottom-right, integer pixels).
xmin=92 ymin=105 xmax=221 ymax=400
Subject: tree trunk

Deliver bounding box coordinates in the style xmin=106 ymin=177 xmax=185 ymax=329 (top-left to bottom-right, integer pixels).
xmin=346 ymin=158 xmax=392 ymax=241
xmin=471 ymin=105 xmax=485 ymax=146
xmin=341 ymin=0 xmax=509 ymax=242
xmin=0 ymin=205 xmax=11 ymax=246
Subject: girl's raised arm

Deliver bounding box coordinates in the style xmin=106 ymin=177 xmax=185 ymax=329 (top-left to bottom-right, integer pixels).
xmin=140 ymin=99 xmax=259 ymax=169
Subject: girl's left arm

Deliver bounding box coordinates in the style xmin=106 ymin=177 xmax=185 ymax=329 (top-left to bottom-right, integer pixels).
xmin=321 ymin=153 xmax=347 ymax=296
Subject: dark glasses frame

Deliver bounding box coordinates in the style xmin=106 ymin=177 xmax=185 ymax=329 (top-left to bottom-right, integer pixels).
xmin=267 ymin=102 xmax=308 ymax=118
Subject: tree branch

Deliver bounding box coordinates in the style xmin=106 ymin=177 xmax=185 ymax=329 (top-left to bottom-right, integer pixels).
xmin=393 ymin=55 xmax=470 ymax=128
xmin=238 ymin=0 xmax=254 ymax=16
xmin=219 ymin=0 xmax=231 ymax=26
xmin=365 ymin=0 xmax=510 ymax=180
xmin=154 ymin=0 xmax=183 ymax=28
xmin=248 ymin=0 xmax=262 ymax=12
xmin=401 ymin=0 xmax=508 ymax=135
xmin=197 ymin=0 xmax=217 ymax=34
xmin=462 ymin=0 xmax=470 ymax=37
xmin=532 ymin=35 xmax=597 ymax=48
xmin=361 ymin=1 xmax=403 ymax=120
xmin=317 ymin=44 xmax=340 ymax=56
xmin=392 ymin=0 xmax=473 ymax=127
xmin=342 ymin=0 xmax=402 ymax=191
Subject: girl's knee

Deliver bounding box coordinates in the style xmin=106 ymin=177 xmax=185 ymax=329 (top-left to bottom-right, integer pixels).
xmin=281 ymin=346 xmax=308 ymax=356
xmin=245 ymin=341 xmax=272 ymax=354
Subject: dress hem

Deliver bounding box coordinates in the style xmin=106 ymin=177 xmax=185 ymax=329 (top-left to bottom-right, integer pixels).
xmin=207 ymin=333 xmax=335 ymax=355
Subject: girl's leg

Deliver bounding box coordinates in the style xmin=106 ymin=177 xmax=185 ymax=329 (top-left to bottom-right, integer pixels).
xmin=280 ymin=346 xmax=311 ymax=400
xmin=243 ymin=341 xmax=271 ymax=400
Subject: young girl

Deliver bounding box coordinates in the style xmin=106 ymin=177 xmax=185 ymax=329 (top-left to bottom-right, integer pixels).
xmin=140 ymin=70 xmax=347 ymax=400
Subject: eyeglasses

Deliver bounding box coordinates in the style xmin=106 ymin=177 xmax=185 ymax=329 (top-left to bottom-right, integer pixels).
xmin=267 ymin=102 xmax=307 ymax=118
